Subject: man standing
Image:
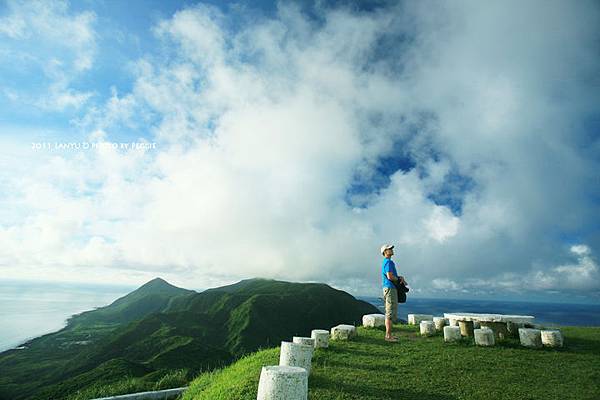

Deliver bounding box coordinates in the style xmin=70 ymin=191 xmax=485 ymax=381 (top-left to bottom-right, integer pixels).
xmin=381 ymin=244 xmax=399 ymax=342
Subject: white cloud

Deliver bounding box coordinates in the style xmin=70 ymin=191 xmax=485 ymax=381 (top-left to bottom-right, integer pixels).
xmin=432 ymin=278 xmax=461 ymax=291
xmin=0 ymin=12 xmax=26 ymax=38
xmin=1 ymin=0 xmax=96 ymax=71
xmin=425 ymin=207 xmax=460 ymax=243
xmin=429 ymin=245 xmax=600 ymax=295
xmin=154 ymin=5 xmax=225 ymax=68
xmin=0 ymin=0 xmax=96 ymax=110
xmin=571 ymin=244 xmax=591 ymax=257
xmin=41 ymin=85 xmax=94 ymax=111
xmin=551 ymin=245 xmax=599 ymax=290
xmin=0 ymin=1 xmax=598 ymax=298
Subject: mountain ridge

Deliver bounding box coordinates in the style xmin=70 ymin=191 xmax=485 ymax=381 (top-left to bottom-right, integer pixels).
xmin=0 ymin=277 xmax=378 ymax=400
xmin=66 ymin=277 xmax=195 ymax=326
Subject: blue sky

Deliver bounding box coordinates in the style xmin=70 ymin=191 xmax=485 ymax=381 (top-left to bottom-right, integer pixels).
xmin=0 ymin=0 xmax=599 ymax=303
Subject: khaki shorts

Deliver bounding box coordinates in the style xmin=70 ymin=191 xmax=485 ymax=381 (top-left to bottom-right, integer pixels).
xmin=383 ymin=287 xmax=398 ymax=322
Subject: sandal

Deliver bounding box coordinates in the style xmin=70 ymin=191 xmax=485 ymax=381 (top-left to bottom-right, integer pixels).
xmin=385 ymin=336 xmax=399 ymax=342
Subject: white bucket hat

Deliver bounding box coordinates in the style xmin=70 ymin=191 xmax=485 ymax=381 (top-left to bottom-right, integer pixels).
xmin=380 ymin=244 xmax=394 ymax=255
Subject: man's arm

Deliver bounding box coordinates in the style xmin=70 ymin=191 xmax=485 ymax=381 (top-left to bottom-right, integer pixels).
xmin=386 ymin=271 xmax=399 ymax=282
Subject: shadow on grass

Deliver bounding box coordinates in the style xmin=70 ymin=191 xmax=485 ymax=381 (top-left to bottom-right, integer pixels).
xmin=326 ymin=346 xmax=391 ymax=358
xmin=439 ymin=338 xmax=475 ymax=347
xmin=559 ymin=337 xmax=600 ymax=355
xmin=471 ymin=338 xmax=600 ymax=354
xmin=427 ymin=334 xmax=599 ymax=355
xmin=355 ymin=336 xmax=399 ymax=346
xmin=317 ymin=359 xmax=385 ymax=372
xmin=310 ymin=374 xmax=458 ymax=400
xmin=356 ymin=332 xmax=445 ymax=347
xmin=492 ymin=336 xmax=599 ymax=355
xmin=362 ymin=327 xmax=386 ymax=332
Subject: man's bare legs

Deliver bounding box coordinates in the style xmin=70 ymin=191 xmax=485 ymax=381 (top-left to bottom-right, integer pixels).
xmin=385 ymin=317 xmax=398 ymax=341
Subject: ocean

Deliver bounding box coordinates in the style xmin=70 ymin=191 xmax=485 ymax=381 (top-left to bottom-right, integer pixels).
xmin=1 ymin=281 xmax=598 ymax=352
xmin=359 ymin=296 xmax=600 ymax=328
xmin=0 ymin=281 xmax=133 ymax=352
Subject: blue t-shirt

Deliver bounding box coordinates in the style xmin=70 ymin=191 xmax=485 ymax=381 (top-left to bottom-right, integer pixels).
xmin=382 ymin=258 xmax=398 ymax=289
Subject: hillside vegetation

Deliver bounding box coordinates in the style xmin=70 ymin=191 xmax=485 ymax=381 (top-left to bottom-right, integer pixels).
xmin=0 ymin=278 xmax=193 ymax=400
xmin=0 ymin=278 xmax=378 ymax=400
xmin=182 ymin=324 xmax=600 ymax=400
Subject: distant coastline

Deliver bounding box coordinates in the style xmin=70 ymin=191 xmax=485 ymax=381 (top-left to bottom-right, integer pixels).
xmin=0 ymin=281 xmax=132 ymax=352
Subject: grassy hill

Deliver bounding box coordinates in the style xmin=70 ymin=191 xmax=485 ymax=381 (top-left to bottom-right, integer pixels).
xmin=0 ymin=278 xmax=378 ymax=400
xmin=181 ymin=324 xmax=600 ymax=400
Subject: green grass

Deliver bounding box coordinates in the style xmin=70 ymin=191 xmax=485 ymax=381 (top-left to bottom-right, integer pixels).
xmin=65 ymin=369 xmax=191 ymax=400
xmin=181 ymin=325 xmax=600 ymax=400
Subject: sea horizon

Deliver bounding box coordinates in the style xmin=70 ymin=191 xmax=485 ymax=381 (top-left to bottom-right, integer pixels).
xmin=358 ymin=296 xmax=600 ymax=328
xmin=1 ymin=280 xmax=599 ymax=352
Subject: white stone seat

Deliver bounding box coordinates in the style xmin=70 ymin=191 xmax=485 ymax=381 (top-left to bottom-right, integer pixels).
xmin=331 ymin=324 xmax=357 ymax=340
xmin=257 ymin=365 xmax=308 ymax=400
xmin=292 ymin=336 xmax=315 ymax=349
xmin=408 ymin=314 xmax=433 ymax=325
xmin=362 ymin=313 xmax=386 ymax=328
xmin=311 ymin=329 xmax=330 ymax=348
xmin=541 ymin=330 xmax=563 ymax=347
xmin=433 ymin=317 xmax=447 ymax=331
xmin=337 ymin=324 xmax=358 ymax=336
xmin=474 ymin=328 xmax=495 ymax=346
xmin=444 ymin=326 xmax=461 ymax=342
xmin=519 ymin=328 xmax=542 ymax=348
xmin=279 ymin=341 xmax=313 ymax=375
xmin=420 ymin=321 xmax=436 ymax=336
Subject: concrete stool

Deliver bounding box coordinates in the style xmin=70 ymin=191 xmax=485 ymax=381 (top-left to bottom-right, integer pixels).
xmin=293 ymin=337 xmax=315 ymax=352
xmin=448 ymin=318 xmax=458 ymax=326
xmin=408 ymin=314 xmax=433 ymax=325
xmin=474 ymin=328 xmax=495 ymax=346
xmin=480 ymin=322 xmax=509 ymax=340
xmin=331 ymin=325 xmax=356 ymax=340
xmin=459 ymin=320 xmax=475 ymax=337
xmin=420 ymin=321 xmax=436 ymax=336
xmin=519 ymin=328 xmax=542 ymax=348
xmin=337 ymin=324 xmax=358 ymax=337
xmin=362 ymin=313 xmax=386 ymax=328
xmin=506 ymin=322 xmax=524 ymax=338
xmin=311 ymin=329 xmax=329 ymax=348
xmin=279 ymin=341 xmax=313 ymax=375
xmin=257 ymin=365 xmax=308 ymax=400
xmin=541 ymin=330 xmax=563 ymax=348
xmin=433 ymin=317 xmax=447 ymax=331
xmin=444 ymin=326 xmax=461 ymax=342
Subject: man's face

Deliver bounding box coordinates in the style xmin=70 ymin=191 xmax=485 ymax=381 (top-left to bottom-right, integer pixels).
xmin=385 ymin=248 xmax=394 ymax=257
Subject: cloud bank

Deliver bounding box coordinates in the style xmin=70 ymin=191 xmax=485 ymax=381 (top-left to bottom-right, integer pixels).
xmin=1 ymin=1 xmax=599 ymax=300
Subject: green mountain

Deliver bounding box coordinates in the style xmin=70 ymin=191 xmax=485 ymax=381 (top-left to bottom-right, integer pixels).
xmin=0 ymin=278 xmax=378 ymax=400
xmin=68 ymin=277 xmax=195 ymax=326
